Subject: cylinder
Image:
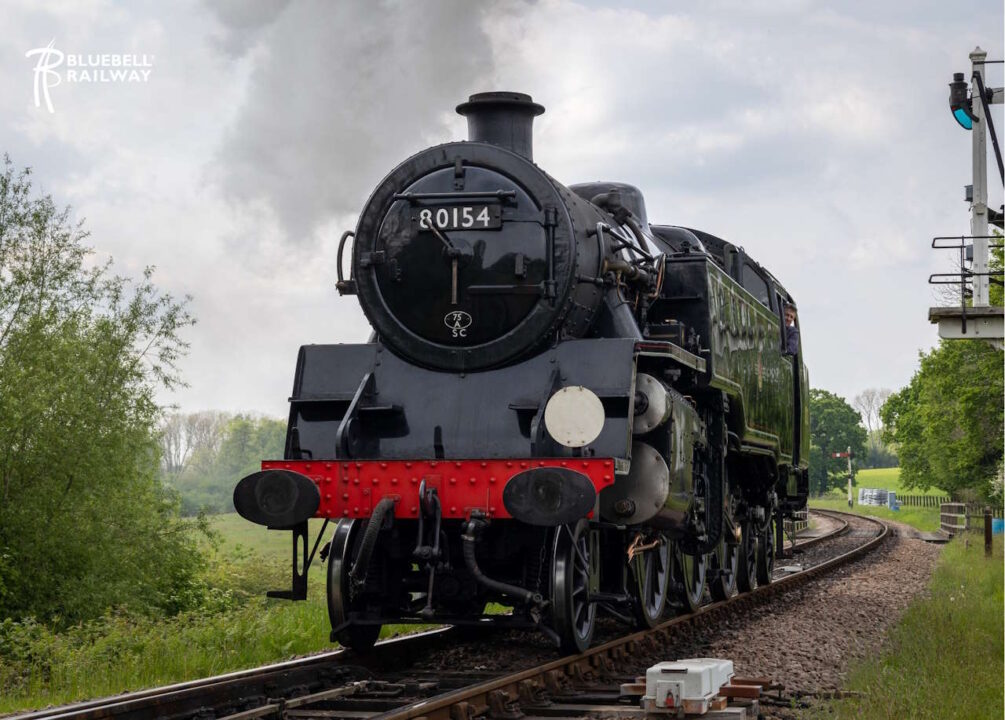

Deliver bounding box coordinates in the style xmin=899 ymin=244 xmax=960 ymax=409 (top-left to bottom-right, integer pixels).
xmin=598 ymin=441 xmax=692 ymax=531
xmin=599 ymin=441 xmax=669 ymax=526
xmin=633 ymin=373 xmax=673 ymax=435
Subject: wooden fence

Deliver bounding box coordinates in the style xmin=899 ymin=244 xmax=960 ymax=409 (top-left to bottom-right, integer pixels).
xmin=940 ymin=503 xmax=1005 ymax=536
xmin=940 ymin=503 xmax=968 ymax=535
xmin=898 ymin=494 xmax=950 ymax=508
xmin=784 ymin=508 xmax=809 ymax=535
xmin=900 ymin=494 xmax=1002 ymax=516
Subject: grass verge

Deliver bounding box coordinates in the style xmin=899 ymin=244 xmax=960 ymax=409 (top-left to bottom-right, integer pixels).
xmin=819 ymin=534 xmax=1003 ymax=719
xmin=0 ymin=517 xmax=432 ymax=713
xmin=809 ymin=494 xmax=941 ymax=533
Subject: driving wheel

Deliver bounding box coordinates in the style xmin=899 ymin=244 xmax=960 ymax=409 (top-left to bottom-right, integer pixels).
xmin=756 ymin=515 xmax=776 ymax=586
xmin=674 ymin=543 xmax=706 ymax=613
xmin=327 ymin=519 xmax=382 ymax=650
xmin=551 ymin=519 xmax=596 ymax=653
xmin=631 ymin=534 xmax=670 ymax=628
xmin=708 ymin=526 xmax=739 ymax=601
xmin=736 ymin=519 xmax=758 ymax=593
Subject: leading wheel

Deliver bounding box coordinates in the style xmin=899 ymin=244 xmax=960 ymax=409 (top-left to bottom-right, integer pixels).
xmin=756 ymin=515 xmax=775 ymax=586
xmin=631 ymin=535 xmax=670 ymax=628
xmin=327 ymin=519 xmax=382 ymax=651
xmin=551 ymin=519 xmax=596 ymax=654
xmin=736 ymin=520 xmax=757 ymax=594
xmin=708 ymin=528 xmax=739 ymax=601
xmin=673 ymin=544 xmax=706 ymax=614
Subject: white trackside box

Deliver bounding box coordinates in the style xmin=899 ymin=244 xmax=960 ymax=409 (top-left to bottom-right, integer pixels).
xmin=642 ymin=658 xmax=735 ymax=714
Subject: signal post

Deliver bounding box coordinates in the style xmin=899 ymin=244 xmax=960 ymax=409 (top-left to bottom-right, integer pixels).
xmin=930 ymin=47 xmax=1004 ymax=343
xmin=831 ymin=449 xmax=853 ymax=508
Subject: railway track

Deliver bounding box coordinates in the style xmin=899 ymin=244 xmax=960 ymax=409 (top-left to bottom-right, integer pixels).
xmin=12 ymin=510 xmax=883 ymax=720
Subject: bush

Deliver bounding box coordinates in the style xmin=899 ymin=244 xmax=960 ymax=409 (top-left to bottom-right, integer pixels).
xmin=882 ymin=340 xmax=1003 ymax=499
xmin=0 ymin=156 xmax=204 ymax=625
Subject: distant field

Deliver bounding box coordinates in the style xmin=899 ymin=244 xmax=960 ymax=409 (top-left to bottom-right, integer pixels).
xmin=207 ymin=514 xmax=331 ymax=579
xmin=852 ymin=467 xmax=944 ymax=496
xmin=810 ymin=495 xmax=941 ymax=532
xmin=810 ymin=467 xmax=942 ymax=532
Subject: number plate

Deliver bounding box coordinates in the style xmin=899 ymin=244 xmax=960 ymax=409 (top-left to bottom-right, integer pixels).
xmin=413 ymin=205 xmax=502 ymax=231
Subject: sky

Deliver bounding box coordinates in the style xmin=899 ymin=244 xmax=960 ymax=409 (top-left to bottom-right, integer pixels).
xmin=4 ymin=0 xmax=1003 ymax=419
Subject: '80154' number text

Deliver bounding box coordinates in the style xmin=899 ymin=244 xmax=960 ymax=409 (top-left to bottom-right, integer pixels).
xmin=414 ymin=205 xmax=501 ymax=231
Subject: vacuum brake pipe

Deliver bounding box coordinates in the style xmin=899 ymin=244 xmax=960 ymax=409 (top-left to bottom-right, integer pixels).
xmin=462 ymin=516 xmax=543 ymax=605
xmin=348 ymin=497 xmax=397 ymax=596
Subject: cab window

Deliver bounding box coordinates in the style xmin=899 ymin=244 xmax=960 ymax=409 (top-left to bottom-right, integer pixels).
xmin=775 ymin=291 xmax=787 ymax=350
xmin=742 ymin=263 xmax=771 ymax=308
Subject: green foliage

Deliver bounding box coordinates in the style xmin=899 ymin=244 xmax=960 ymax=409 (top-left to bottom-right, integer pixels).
xmin=0 ymin=156 xmax=203 ymax=625
xmin=809 ymin=493 xmax=941 ymax=533
xmin=849 ymin=467 xmax=942 ymax=496
xmin=989 ymin=239 xmax=1002 ymax=307
xmin=0 ymin=595 xmax=330 ymax=712
xmin=808 ymin=389 xmax=867 ymax=495
xmin=824 ymin=535 xmax=1003 ymax=719
xmin=0 ymin=514 xmax=431 ymax=712
xmin=852 ymin=388 xmax=898 ymax=469
xmin=863 ymin=429 xmax=898 ymax=469
xmin=881 ymin=340 xmax=1003 ymax=498
xmin=161 ymin=413 xmax=287 ymax=515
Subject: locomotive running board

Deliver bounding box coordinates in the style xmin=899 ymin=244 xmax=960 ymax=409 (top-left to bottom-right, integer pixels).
xmin=634 ymin=340 xmax=707 ymax=373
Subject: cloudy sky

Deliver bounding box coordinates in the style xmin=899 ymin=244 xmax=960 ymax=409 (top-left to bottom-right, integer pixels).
xmin=4 ymin=0 xmax=1003 ymax=418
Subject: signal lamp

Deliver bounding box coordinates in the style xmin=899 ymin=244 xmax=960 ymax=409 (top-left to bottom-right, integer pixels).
xmin=949 ymin=72 xmax=976 ymax=130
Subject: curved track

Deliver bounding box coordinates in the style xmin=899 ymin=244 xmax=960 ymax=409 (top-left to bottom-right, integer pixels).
xmin=10 ymin=511 xmax=885 ymax=720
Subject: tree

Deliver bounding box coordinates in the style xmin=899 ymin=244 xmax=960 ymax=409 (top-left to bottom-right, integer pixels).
xmin=882 ymin=339 xmax=1003 ymax=498
xmin=160 ymin=412 xmax=286 ymax=515
xmin=160 ymin=411 xmax=229 ymax=482
xmin=852 ymin=388 xmax=897 ymax=469
xmin=0 ymin=156 xmax=202 ymax=624
xmin=808 ymin=389 xmax=868 ymax=496
xmin=210 ymin=415 xmax=286 ymax=498
xmin=989 ymin=234 xmax=1002 ymax=307
xmin=852 ymin=388 xmax=892 ymax=436
xmin=863 ymin=430 xmax=898 ymax=469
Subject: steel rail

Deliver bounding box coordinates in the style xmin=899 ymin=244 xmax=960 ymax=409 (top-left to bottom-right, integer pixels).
xmin=9 ymin=626 xmax=458 ymax=720
xmin=367 ymin=510 xmax=886 ymax=720
xmin=786 ymin=510 xmax=849 ymax=552
xmin=9 ymin=511 xmax=879 ymax=720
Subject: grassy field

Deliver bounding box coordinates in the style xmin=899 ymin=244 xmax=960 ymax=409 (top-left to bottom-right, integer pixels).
xmin=851 ymin=467 xmax=944 ymax=496
xmin=810 ymin=467 xmax=942 ymax=532
xmin=810 ymin=495 xmax=941 ymax=532
xmin=0 ymin=515 xmax=421 ymax=714
xmin=205 ymin=514 xmax=332 ymax=570
xmin=820 ymin=535 xmax=1004 ymax=719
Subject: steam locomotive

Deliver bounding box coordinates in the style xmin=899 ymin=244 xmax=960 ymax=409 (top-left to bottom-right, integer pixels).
xmin=234 ymin=92 xmax=809 ymax=653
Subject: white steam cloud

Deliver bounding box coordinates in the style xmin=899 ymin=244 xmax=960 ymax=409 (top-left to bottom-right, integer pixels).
xmin=207 ymin=0 xmax=516 ymax=242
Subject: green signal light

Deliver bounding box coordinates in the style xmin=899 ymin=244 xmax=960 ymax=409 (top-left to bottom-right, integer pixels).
xmin=949 ymin=72 xmax=976 ymax=131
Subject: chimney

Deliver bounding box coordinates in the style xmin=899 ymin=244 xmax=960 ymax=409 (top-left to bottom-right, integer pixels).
xmin=456 ymin=92 xmax=545 ymax=161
